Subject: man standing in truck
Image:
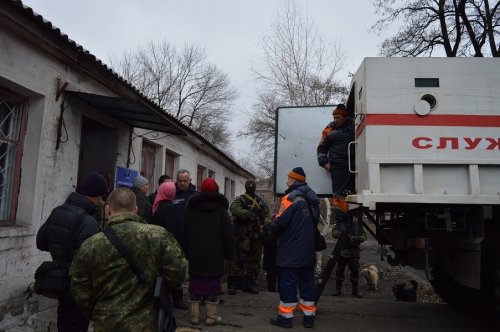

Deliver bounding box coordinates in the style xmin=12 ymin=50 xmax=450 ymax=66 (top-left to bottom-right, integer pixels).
xmin=317 ymin=103 xmax=355 ymax=229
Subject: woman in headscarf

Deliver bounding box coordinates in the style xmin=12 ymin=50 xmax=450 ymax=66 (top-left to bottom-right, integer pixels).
xmin=152 ymin=181 xmax=178 ymax=238
xmin=181 ymin=178 xmax=234 ymax=326
xmin=152 ymin=181 xmax=188 ymax=310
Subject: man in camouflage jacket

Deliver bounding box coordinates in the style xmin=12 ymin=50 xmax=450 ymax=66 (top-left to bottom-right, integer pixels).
xmin=70 ymin=187 xmax=187 ymax=332
xmin=228 ymin=180 xmax=270 ymax=295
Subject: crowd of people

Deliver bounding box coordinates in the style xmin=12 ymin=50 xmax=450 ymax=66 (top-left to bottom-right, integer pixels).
xmin=35 ymin=102 xmax=358 ymax=331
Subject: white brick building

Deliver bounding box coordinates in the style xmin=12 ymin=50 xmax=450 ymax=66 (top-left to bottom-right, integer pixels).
xmin=0 ymin=1 xmax=253 ymax=329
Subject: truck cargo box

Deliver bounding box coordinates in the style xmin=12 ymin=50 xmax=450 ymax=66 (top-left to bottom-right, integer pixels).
xmin=349 ymin=58 xmax=500 ymax=208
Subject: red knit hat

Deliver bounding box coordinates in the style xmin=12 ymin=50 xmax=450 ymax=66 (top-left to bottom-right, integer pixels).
xmin=201 ymin=177 xmax=219 ymax=193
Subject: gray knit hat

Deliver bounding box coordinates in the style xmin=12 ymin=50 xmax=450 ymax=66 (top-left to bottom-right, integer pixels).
xmin=132 ymin=175 xmax=149 ymax=189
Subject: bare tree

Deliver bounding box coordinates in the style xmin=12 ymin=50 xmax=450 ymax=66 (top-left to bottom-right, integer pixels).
xmin=242 ymin=1 xmax=347 ymax=177
xmin=371 ymin=0 xmax=499 ymax=57
xmin=459 ymin=0 xmax=500 ymax=56
xmin=111 ymin=41 xmax=238 ymax=150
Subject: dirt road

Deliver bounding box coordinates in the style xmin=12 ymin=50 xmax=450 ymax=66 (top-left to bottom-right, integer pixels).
xmin=174 ymin=237 xmax=498 ymax=331
xmin=174 ymin=291 xmax=497 ymax=332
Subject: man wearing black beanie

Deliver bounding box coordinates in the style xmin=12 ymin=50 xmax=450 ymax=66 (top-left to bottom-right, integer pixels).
xmin=36 ymin=172 xmax=108 ymax=332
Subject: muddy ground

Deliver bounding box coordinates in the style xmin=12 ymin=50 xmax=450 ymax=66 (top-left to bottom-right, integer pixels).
xmin=257 ymin=234 xmax=444 ymax=305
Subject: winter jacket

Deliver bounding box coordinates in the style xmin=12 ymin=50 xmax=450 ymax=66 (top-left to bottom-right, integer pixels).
xmin=130 ymin=187 xmax=152 ymax=223
xmin=317 ymin=117 xmax=355 ymax=169
xmin=271 ymin=183 xmax=320 ymax=268
xmin=147 ymin=190 xmax=157 ymax=205
xmin=70 ymin=213 xmax=187 ymax=332
xmin=36 ymin=192 xmax=101 ymax=266
xmin=181 ymin=193 xmax=234 ymax=278
xmin=332 ymin=218 xmax=367 ymax=257
xmin=230 ymin=193 xmax=270 ymax=225
xmin=151 ymin=200 xmax=181 ymax=243
xmin=173 ymin=183 xmax=198 ymax=225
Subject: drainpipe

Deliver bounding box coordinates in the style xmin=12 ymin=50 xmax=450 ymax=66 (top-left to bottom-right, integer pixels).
xmin=126 ymin=126 xmax=133 ymax=168
xmin=56 ymin=99 xmax=65 ymax=150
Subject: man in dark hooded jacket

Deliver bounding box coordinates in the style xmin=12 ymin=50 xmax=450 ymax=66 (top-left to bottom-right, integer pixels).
xmin=268 ymin=167 xmax=320 ymax=329
xmin=36 ymin=172 xmax=108 ymax=332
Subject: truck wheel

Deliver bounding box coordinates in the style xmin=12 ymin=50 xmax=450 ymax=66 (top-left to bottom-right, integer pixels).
xmin=430 ymin=258 xmax=482 ymax=309
xmin=490 ymin=265 xmax=500 ymax=313
xmin=430 ymin=267 xmax=460 ymax=306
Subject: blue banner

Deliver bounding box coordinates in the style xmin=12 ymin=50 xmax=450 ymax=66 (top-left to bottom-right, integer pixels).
xmin=115 ymin=166 xmax=138 ymax=188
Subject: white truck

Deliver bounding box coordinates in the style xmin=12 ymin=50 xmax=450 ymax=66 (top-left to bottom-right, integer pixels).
xmin=275 ymin=57 xmax=500 ymax=310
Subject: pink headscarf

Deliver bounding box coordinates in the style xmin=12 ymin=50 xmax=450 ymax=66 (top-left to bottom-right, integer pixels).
xmin=152 ymin=181 xmax=176 ymax=215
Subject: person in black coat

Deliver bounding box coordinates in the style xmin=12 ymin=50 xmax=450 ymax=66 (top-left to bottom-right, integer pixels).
xmin=152 ymin=181 xmax=178 ymax=241
xmin=182 ymin=178 xmax=234 ymax=326
xmin=130 ymin=175 xmax=152 ymax=223
xmin=173 ymin=169 xmax=198 ymax=224
xmin=152 ymin=180 xmax=187 ymax=310
xmin=262 ymin=212 xmax=279 ymax=292
xmin=36 ymin=173 xmax=108 ymax=332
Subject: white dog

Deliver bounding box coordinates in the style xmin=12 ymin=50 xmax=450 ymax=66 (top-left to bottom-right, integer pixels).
xmin=361 ymin=265 xmax=379 ymax=291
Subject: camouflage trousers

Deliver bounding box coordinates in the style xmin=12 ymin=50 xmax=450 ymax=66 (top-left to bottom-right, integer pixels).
xmin=335 ymin=249 xmax=361 ymax=283
xmin=229 ymin=236 xmax=263 ymax=277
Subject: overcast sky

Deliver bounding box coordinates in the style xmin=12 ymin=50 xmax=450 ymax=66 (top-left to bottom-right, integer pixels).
xmin=21 ymin=0 xmax=386 ymax=155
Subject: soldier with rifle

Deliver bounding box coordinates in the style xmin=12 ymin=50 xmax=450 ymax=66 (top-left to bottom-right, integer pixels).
xmin=227 ymin=180 xmax=270 ymax=295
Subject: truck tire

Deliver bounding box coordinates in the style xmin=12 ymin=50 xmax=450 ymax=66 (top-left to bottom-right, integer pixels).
xmin=430 ymin=257 xmax=483 ymax=309
xmin=490 ymin=265 xmax=500 ymax=313
xmin=483 ymin=211 xmax=500 ymax=314
xmin=429 ymin=267 xmax=461 ymax=306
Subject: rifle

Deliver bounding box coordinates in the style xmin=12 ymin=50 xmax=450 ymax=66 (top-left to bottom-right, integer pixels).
xmin=247 ymin=195 xmax=268 ymax=234
xmin=154 ymin=276 xmax=176 ymax=332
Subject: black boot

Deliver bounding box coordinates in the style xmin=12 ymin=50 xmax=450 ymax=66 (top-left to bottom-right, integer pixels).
xmin=172 ymin=286 xmax=188 ymax=310
xmin=352 ymin=281 xmax=362 ymax=298
xmin=227 ymin=276 xmax=240 ymax=295
xmin=334 ymin=280 xmax=342 ymax=296
xmin=242 ymin=276 xmax=259 ymax=294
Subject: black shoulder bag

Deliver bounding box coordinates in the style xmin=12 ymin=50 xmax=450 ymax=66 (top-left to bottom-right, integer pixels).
xmin=34 ymin=208 xmax=86 ymax=298
xmin=104 ymin=226 xmax=176 ymax=332
xmin=297 ymin=196 xmax=327 ymax=252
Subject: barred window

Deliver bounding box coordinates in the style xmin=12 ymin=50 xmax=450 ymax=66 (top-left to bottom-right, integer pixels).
xmin=0 ymin=93 xmax=26 ymax=225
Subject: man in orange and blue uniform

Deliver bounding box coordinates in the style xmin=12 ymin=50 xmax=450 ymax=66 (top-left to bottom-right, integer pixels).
xmin=317 ymin=103 xmax=355 ymax=231
xmin=268 ymin=167 xmax=320 ymax=329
